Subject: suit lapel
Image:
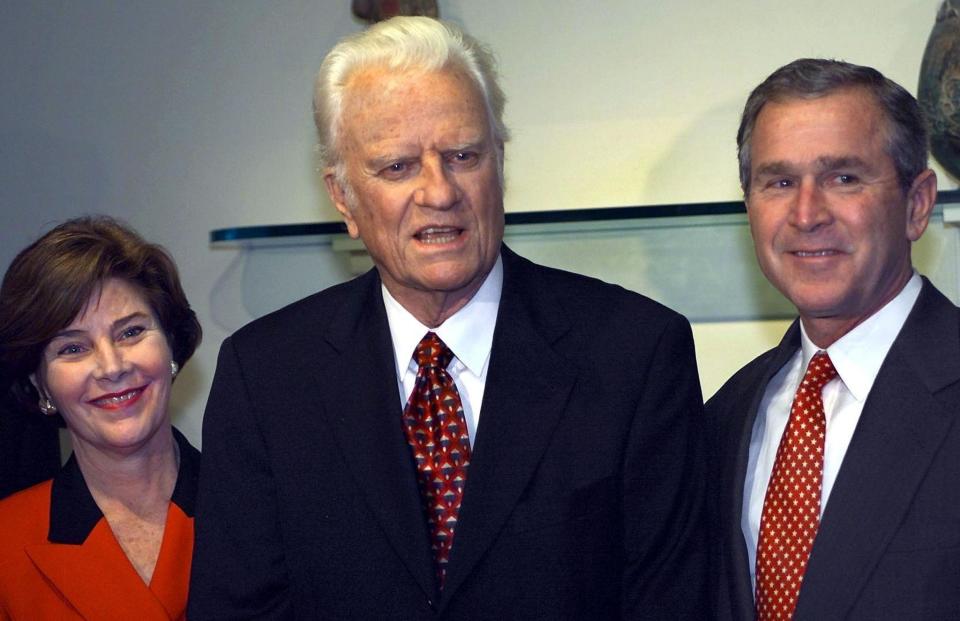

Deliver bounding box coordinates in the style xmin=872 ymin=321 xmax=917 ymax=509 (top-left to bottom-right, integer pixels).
xmin=721 ymin=322 xmax=800 ymax=620
xmin=797 ymin=281 xmax=960 ymax=618
xmin=440 ymin=247 xmax=577 ymax=607
xmin=316 ymin=270 xmax=437 ymax=602
xmin=26 ymin=520 xmax=173 ymax=619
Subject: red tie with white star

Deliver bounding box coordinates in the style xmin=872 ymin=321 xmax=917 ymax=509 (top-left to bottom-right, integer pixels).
xmin=755 ymin=351 xmax=838 ymax=620
xmin=402 ymin=332 xmax=472 ymax=589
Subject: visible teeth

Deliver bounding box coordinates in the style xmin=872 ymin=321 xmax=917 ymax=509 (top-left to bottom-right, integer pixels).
xmin=796 ymin=250 xmax=834 ymax=257
xmin=422 ymin=235 xmax=456 ymax=244
xmin=97 ymin=390 xmax=138 ymax=405
xmin=417 ymin=228 xmax=458 ymax=244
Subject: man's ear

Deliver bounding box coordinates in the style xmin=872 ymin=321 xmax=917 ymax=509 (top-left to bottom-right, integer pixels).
xmin=323 ymin=171 xmax=360 ymax=239
xmin=905 ymin=168 xmax=938 ymax=242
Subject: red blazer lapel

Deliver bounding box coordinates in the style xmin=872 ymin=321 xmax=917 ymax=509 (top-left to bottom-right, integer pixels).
xmin=26 ymin=519 xmax=174 ymax=620
xmin=150 ymin=504 xmax=193 ymax=619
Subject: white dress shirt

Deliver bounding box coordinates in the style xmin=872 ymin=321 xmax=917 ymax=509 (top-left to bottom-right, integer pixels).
xmin=382 ymin=256 xmax=503 ymax=448
xmin=741 ymin=272 xmax=922 ymax=589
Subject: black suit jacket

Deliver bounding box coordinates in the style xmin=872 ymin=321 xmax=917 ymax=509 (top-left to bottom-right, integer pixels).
xmin=0 ymin=395 xmax=59 ymax=501
xmin=189 ymin=246 xmax=706 ymax=620
xmin=706 ymin=278 xmax=960 ymax=620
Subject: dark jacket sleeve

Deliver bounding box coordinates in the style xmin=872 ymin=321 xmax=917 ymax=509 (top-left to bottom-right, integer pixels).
xmin=188 ymin=336 xmax=293 ymax=620
xmin=622 ymin=313 xmax=708 ymax=619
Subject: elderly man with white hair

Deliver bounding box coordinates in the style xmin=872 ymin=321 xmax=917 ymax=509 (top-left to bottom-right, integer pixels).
xmin=189 ymin=17 xmax=706 ymax=619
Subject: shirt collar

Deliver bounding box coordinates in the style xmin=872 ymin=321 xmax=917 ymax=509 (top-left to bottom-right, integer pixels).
xmin=799 ymin=272 xmax=922 ymax=402
xmin=383 ymin=255 xmax=503 ymax=377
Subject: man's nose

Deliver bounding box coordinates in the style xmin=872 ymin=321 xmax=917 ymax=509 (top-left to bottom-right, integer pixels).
xmin=788 ymin=180 xmax=833 ymax=231
xmin=414 ymin=157 xmax=459 ymax=209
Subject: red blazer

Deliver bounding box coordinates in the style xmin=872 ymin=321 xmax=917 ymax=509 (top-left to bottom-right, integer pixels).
xmin=0 ymin=429 xmax=199 ymax=620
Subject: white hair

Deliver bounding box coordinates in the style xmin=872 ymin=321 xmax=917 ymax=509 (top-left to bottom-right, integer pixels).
xmin=313 ymin=16 xmax=509 ymax=176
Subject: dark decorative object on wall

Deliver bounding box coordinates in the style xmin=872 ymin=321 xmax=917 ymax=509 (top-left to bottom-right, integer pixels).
xmin=352 ymin=0 xmax=438 ymax=23
xmin=919 ymin=0 xmax=960 ymax=181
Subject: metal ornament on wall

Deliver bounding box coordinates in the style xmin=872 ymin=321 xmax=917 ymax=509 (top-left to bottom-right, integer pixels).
xmin=352 ymin=0 xmax=438 ymax=23
xmin=919 ymin=0 xmax=960 ymax=181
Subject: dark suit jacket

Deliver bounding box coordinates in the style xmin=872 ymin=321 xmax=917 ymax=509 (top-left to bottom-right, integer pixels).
xmin=0 ymin=428 xmax=199 ymax=620
xmin=706 ymin=278 xmax=960 ymax=620
xmin=189 ymin=246 xmax=706 ymax=620
xmin=0 ymin=394 xmax=59 ymax=501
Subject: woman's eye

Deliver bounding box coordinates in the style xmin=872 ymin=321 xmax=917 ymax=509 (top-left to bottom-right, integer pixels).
xmin=57 ymin=343 xmax=84 ymax=356
xmin=120 ymin=326 xmax=145 ymax=340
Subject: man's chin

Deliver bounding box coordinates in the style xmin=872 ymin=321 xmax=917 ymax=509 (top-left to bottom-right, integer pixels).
xmin=414 ymin=258 xmax=493 ymax=289
xmin=415 ymin=272 xmax=485 ymax=297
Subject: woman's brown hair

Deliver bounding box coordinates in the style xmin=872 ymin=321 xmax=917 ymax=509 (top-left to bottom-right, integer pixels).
xmin=0 ymin=216 xmax=201 ymax=414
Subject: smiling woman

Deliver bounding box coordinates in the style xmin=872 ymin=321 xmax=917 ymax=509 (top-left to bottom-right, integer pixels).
xmin=0 ymin=216 xmax=201 ymax=620
xmin=34 ymin=278 xmax=177 ymax=462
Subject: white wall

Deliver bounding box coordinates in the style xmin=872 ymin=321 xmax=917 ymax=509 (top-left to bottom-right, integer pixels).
xmin=2 ymin=1 xmax=955 ymax=446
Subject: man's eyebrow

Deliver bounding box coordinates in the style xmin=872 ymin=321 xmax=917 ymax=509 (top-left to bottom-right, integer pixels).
xmin=753 ymin=156 xmax=870 ymax=179
xmin=366 ymin=154 xmax=406 ymax=169
xmin=752 ymin=161 xmax=794 ymax=178
xmin=814 ymin=155 xmax=869 ymax=172
xmin=443 ymin=138 xmax=486 ymax=152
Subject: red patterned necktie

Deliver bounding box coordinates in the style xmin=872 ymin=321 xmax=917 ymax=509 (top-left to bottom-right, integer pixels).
xmin=402 ymin=332 xmax=472 ymax=588
xmin=755 ymin=351 xmax=838 ymax=620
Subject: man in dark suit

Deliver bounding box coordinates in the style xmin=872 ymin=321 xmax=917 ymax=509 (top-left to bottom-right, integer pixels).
xmin=707 ymin=58 xmax=959 ymax=620
xmin=189 ymin=16 xmax=705 ymax=620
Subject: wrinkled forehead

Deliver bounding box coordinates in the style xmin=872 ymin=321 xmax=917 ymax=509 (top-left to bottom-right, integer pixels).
xmin=340 ymin=65 xmax=490 ymax=132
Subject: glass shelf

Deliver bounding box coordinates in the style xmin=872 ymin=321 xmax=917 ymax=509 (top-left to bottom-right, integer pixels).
xmin=208 ymin=191 xmax=960 ymax=325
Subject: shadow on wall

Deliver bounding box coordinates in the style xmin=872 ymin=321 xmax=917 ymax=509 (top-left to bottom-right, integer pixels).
xmin=638 ymin=97 xmax=794 ymax=320
xmin=639 ymin=98 xmax=745 ymax=202
xmin=208 ymin=242 xmax=360 ymax=334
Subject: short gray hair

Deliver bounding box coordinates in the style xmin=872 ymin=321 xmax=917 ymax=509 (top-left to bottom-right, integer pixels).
xmin=737 ymin=58 xmax=928 ymax=193
xmin=313 ymin=16 xmax=509 ymax=171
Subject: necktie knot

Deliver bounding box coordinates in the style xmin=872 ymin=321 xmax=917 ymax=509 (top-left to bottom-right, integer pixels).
xmin=803 ymin=351 xmax=838 ymax=392
xmin=413 ymin=332 xmax=454 ymax=370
